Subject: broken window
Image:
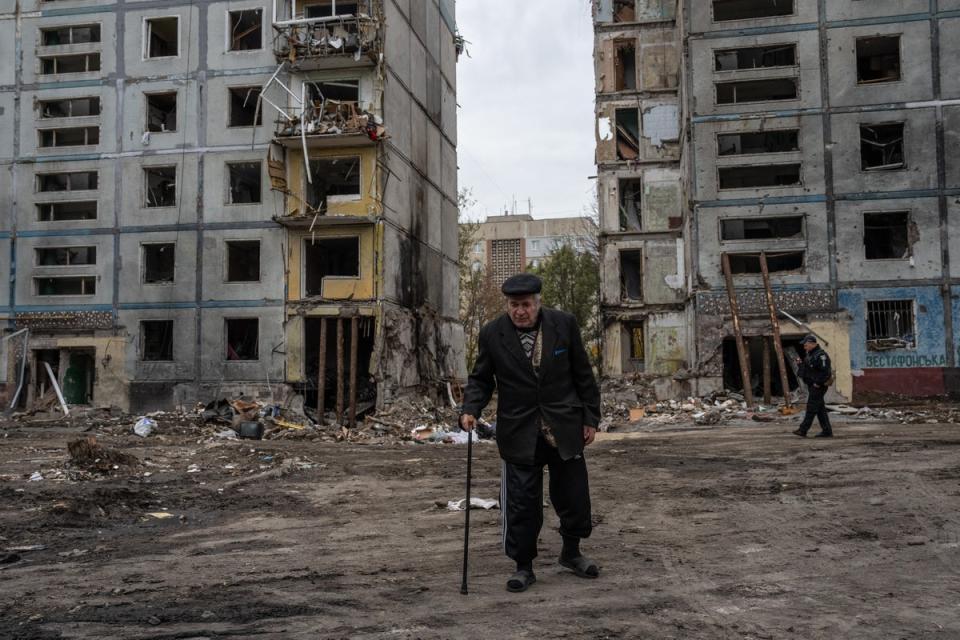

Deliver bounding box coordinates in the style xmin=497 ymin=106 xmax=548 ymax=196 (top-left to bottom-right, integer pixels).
xmin=141 ymin=320 xmax=174 ymax=361
xmin=716 ymin=78 xmax=797 ymax=104
xmin=725 ymin=251 xmax=804 ymax=274
xmin=306 ymin=156 xmax=361 ymax=210
xmin=718 ymin=163 xmax=801 ymax=189
xmin=866 ymin=300 xmax=915 ymax=350
xmin=713 ymin=0 xmax=794 ymax=22
xmin=146 ymin=92 xmax=177 ymax=132
xmin=860 ymin=122 xmax=904 ymax=171
xmin=303 ymin=0 xmax=362 ymax=18
xmin=40 ymin=53 xmax=100 ymax=75
xmin=37 ymin=201 xmax=98 ymax=222
xmin=614 ymin=40 xmax=637 ymax=91
xmin=35 ymin=246 xmax=96 ymax=266
xmin=620 ymin=250 xmax=642 ymax=300
xmin=714 ymin=45 xmax=796 ymax=71
xmin=226 ymin=318 xmax=259 ymax=360
xmin=35 ymin=276 xmax=96 ymax=296
xmin=612 ymin=0 xmax=635 ymax=22
xmin=39 ymin=126 xmax=99 ymax=147
xmin=618 ymin=178 xmax=642 ymax=231
xmin=856 ymin=36 xmax=901 ymax=84
xmin=720 ymin=216 xmax=803 ymax=240
xmin=717 ymin=130 xmax=799 ymax=156
xmin=228 ymin=9 xmax=262 ymax=51
xmin=307 ymin=79 xmax=360 ymax=103
xmin=615 ymin=109 xmax=640 ymax=160
xmin=39 ymin=97 xmax=100 ymax=119
xmin=144 ymin=166 xmax=176 ymax=207
xmin=37 ymin=171 xmax=98 ymax=192
xmin=228 ymin=87 xmax=262 ymax=127
xmin=145 ymin=17 xmax=179 ymax=58
xmin=304 ymin=236 xmax=360 ymax=295
xmin=225 ymin=240 xmax=261 ymax=282
xmin=864 ymin=211 xmax=911 ymax=260
xmin=227 ymin=162 xmax=262 ymax=204
xmin=142 ymin=243 xmax=175 ymax=284
xmin=41 ymin=24 xmax=101 ymax=46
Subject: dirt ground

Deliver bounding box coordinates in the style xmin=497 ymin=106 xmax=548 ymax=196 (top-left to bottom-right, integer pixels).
xmin=2 ymin=414 xmax=960 ymax=639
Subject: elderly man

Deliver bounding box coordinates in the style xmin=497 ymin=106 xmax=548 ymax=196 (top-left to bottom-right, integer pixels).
xmin=460 ymin=273 xmax=601 ymax=593
xmin=793 ymin=334 xmax=833 ymax=438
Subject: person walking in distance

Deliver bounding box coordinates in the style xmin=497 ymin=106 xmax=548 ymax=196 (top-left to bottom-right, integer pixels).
xmin=793 ymin=334 xmax=833 ymax=438
xmin=460 ymin=273 xmax=602 ymax=593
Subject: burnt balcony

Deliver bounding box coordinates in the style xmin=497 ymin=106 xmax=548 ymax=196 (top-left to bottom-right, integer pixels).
xmin=272 ymin=1 xmax=381 ymax=70
xmin=273 ymin=99 xmax=387 ymax=149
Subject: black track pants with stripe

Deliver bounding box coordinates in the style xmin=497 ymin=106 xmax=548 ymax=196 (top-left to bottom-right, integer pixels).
xmin=500 ymin=435 xmax=592 ymax=564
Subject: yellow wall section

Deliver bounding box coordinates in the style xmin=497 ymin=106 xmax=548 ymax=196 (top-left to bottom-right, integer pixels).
xmin=286 ymin=147 xmax=380 ymax=217
xmin=287 ymin=225 xmax=376 ymax=300
xmin=806 ymin=319 xmax=852 ymax=402
xmin=285 ymin=307 xmax=377 ymax=382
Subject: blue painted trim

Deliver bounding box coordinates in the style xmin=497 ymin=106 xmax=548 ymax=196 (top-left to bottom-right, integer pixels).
xmin=18 ymin=228 xmax=113 ymax=237
xmin=34 ymin=80 xmax=104 ymax=91
xmin=827 ymin=13 xmax=932 ymax=28
xmin=697 ymin=194 xmax=828 ymax=208
xmin=200 ymin=299 xmax=284 ymax=309
xmin=836 ymin=189 xmax=940 ymax=201
xmin=14 ymin=304 xmax=114 ymax=313
xmin=696 ymin=13 xmax=951 ymax=40
xmin=41 ymin=5 xmax=116 ymax=17
xmin=697 ymin=23 xmax=819 ymax=39
xmin=693 ymin=108 xmax=822 ymax=123
xmin=118 ymin=302 xmax=197 ymax=311
xmin=31 ymin=152 xmax=104 ymax=162
xmin=0 ymin=232 xmax=11 ymax=240
xmin=204 ymin=221 xmax=281 ymax=230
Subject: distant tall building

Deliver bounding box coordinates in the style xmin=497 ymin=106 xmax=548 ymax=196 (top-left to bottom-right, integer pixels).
xmin=594 ymin=0 xmax=960 ymax=402
xmin=468 ymin=214 xmax=598 ymax=286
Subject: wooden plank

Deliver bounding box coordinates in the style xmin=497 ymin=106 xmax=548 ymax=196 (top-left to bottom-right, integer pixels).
xmin=336 ymin=318 xmax=345 ymax=424
xmin=721 ymin=253 xmax=755 ymax=408
xmin=762 ymin=337 xmax=772 ymax=406
xmin=759 ymin=252 xmax=793 ymax=409
xmin=316 ymin=318 xmax=327 ymax=425
xmin=349 ymin=316 xmax=359 ymax=428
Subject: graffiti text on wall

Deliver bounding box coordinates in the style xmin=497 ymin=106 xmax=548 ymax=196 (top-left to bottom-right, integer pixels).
xmin=864 ymin=354 xmax=946 ymax=368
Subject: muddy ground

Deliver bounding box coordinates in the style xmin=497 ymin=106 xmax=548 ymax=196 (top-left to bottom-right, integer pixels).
xmin=2 ymin=415 xmax=959 ymax=639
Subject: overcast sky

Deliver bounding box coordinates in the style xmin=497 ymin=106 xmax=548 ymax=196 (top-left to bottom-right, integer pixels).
xmin=455 ymin=1 xmax=596 ymax=222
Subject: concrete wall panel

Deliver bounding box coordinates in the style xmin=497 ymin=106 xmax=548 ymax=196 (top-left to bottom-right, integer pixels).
xmin=117 ymin=230 xmax=198 ymax=303
xmin=199 ymin=306 xmax=285 ymax=381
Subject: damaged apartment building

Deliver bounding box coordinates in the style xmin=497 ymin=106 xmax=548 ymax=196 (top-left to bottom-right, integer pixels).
xmin=0 ymin=0 xmax=463 ymax=416
xmin=595 ymin=0 xmax=960 ymax=402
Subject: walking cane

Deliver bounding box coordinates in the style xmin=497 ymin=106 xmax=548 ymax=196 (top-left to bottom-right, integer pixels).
xmin=460 ymin=427 xmax=473 ymax=595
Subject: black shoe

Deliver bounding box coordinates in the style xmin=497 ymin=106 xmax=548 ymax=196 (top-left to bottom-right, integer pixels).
xmin=792 ymin=429 xmax=808 ymax=438
xmin=506 ymin=569 xmax=536 ymax=592
xmin=814 ymin=431 xmax=833 ymax=438
xmin=559 ymin=554 xmax=599 ymax=579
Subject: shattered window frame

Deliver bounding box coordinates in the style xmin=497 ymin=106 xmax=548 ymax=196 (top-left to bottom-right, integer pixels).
xmin=143 ymin=165 xmax=177 ymax=208
xmin=713 ymin=44 xmax=797 ymax=71
xmin=305 ymin=155 xmax=362 ymax=210
xmin=301 ymin=0 xmax=364 ymax=19
xmin=614 ymin=108 xmax=640 ymax=161
xmin=859 ymin=122 xmax=905 ymax=172
xmin=224 ymin=239 xmax=262 ymax=283
xmin=145 ymin=91 xmax=178 ymax=133
xmin=856 ymin=35 xmax=902 ymax=85
xmin=712 ymin=0 xmax=795 ymax=22
xmin=141 ymin=242 xmax=177 ymax=285
xmin=863 ymin=210 xmax=912 ymax=261
xmin=140 ymin=320 xmax=175 ymax=362
xmin=225 ymin=318 xmax=260 ymax=361
xmin=719 ymin=215 xmax=805 ymax=242
xmin=724 ymin=251 xmax=806 ymax=275
xmin=40 ymin=23 xmax=102 ymax=46
xmin=715 ymin=77 xmax=799 ymax=105
xmin=302 ymin=235 xmax=361 ymax=296
xmin=717 ymin=129 xmax=800 ymax=156
xmin=39 ymin=96 xmax=101 ymax=119
xmin=34 ymin=246 xmax=97 ymax=266
xmin=36 ymin=201 xmax=99 ymax=222
xmin=717 ymin=163 xmax=802 ymax=190
xmin=227 ymin=86 xmax=263 ymax=127
xmin=613 ymin=39 xmax=637 ymax=91
xmin=866 ymin=300 xmax=916 ymax=350
xmin=143 ymin=16 xmax=180 ymax=60
xmin=36 ymin=170 xmax=99 ymax=192
xmin=227 ymin=8 xmax=263 ymax=51
xmin=618 ymin=178 xmax=643 ymax=231
xmin=38 ymin=126 xmax=100 ymax=148
xmin=619 ymin=249 xmax=643 ymax=301
xmin=39 ymin=53 xmax=101 ymax=76
xmin=226 ymin=161 xmax=263 ymax=204
xmin=33 ymin=276 xmax=97 ymax=296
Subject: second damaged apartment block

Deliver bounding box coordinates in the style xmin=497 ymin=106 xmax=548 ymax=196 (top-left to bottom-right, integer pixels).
xmin=595 ymin=0 xmax=960 ymax=403
xmin=0 ymin=0 xmax=462 ymax=416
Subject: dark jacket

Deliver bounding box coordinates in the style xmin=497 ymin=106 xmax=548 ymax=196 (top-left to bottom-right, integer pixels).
xmin=798 ymin=346 xmax=832 ymax=387
xmin=461 ymin=307 xmax=601 ymax=466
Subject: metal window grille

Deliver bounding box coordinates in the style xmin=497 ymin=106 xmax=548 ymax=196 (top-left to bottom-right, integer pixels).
xmin=866 ymin=299 xmax=915 ymax=350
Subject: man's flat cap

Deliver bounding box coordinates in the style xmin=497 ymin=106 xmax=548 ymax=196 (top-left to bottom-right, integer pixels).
xmin=801 ymin=334 xmax=818 ymax=344
xmin=501 ymin=273 xmax=542 ymax=296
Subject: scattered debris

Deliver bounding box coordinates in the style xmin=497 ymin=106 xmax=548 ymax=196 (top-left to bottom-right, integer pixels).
xmin=133 ymin=417 xmax=157 ymax=438
xmin=28 ymin=471 xmax=44 ymax=482
xmin=146 ymin=512 xmax=174 ymax=520
xmin=67 ymin=436 xmax=140 ymax=473
xmin=443 ymin=498 xmax=499 ymax=511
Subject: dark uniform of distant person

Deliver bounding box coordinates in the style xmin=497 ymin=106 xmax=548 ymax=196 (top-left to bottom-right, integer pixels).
xmin=460 ymin=273 xmax=602 ymax=593
xmin=793 ymin=334 xmax=834 ymax=438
